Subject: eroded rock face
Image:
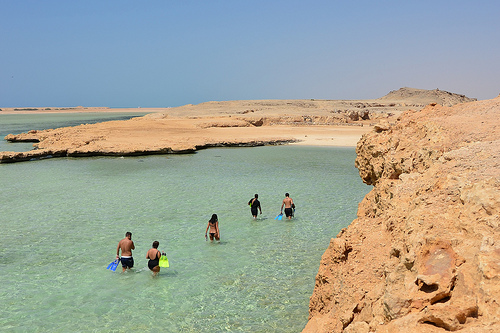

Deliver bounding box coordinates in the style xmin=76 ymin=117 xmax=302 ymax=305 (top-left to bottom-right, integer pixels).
xmin=303 ymin=97 xmax=500 ymax=332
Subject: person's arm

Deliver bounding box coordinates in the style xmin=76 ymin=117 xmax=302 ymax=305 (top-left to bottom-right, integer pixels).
xmin=216 ymin=221 xmax=220 ymax=237
xmin=205 ymin=222 xmax=209 ymax=237
xmin=116 ymin=242 xmax=121 ymax=259
xmin=259 ymin=203 xmax=262 ymax=214
xmin=281 ymin=200 xmax=284 ymax=212
xmin=131 ymin=241 xmax=135 ymax=250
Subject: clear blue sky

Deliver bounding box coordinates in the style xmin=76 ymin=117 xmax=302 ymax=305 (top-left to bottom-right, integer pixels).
xmin=1 ymin=0 xmax=499 ymax=107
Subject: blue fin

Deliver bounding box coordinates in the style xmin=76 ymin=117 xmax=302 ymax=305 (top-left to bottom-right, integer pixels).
xmin=275 ymin=213 xmax=283 ymax=220
xmin=108 ymin=259 xmax=120 ymax=271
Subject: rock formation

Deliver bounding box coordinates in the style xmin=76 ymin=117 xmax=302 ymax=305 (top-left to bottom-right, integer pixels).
xmin=378 ymin=87 xmax=477 ymax=107
xmin=303 ymin=97 xmax=500 ymax=332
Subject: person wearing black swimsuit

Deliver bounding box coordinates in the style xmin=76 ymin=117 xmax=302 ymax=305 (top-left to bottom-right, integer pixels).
xmin=146 ymin=241 xmax=161 ymax=276
xmin=248 ymin=194 xmax=262 ymax=219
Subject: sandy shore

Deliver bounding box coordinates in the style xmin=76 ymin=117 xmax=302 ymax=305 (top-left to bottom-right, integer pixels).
xmin=1 ymin=120 xmax=371 ymax=163
xmin=2 ymin=89 xmax=477 ymax=162
xmin=0 ymin=107 xmax=371 ymax=146
xmin=267 ymin=125 xmax=371 ymax=146
xmin=1 ymin=104 xmax=371 ymax=147
xmin=1 ymin=101 xmax=379 ymax=164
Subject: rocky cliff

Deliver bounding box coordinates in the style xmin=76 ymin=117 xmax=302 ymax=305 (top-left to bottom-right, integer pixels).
xmin=303 ymin=97 xmax=500 ymax=332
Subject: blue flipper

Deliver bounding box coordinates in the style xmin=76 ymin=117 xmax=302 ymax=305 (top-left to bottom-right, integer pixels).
xmin=275 ymin=213 xmax=283 ymax=220
xmin=110 ymin=260 xmax=118 ymax=271
xmin=108 ymin=259 xmax=120 ymax=271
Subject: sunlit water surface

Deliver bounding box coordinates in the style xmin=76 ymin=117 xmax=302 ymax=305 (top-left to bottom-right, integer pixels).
xmin=0 ymin=113 xmax=370 ymax=332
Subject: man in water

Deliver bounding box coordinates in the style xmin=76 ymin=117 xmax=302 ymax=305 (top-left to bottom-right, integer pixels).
xmin=281 ymin=193 xmax=295 ymax=220
xmin=117 ymin=231 xmax=135 ymax=272
xmin=248 ymin=194 xmax=262 ymax=219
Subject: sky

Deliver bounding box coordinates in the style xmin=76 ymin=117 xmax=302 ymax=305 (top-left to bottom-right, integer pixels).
xmin=1 ymin=0 xmax=499 ymax=107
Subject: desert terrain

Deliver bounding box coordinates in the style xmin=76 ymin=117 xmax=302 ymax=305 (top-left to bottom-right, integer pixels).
xmin=1 ymin=87 xmax=475 ymax=163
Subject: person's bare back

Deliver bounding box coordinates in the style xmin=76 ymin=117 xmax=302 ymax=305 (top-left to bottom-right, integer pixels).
xmin=117 ymin=232 xmax=135 ymax=271
xmin=281 ymin=193 xmax=294 ymax=220
xmin=282 ymin=197 xmax=293 ymax=208
xmin=117 ymin=237 xmax=134 ymax=257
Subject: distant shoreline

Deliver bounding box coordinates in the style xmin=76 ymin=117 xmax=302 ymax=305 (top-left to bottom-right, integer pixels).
xmin=0 ymin=106 xmax=165 ymax=115
xmin=2 ymin=90 xmax=478 ymax=162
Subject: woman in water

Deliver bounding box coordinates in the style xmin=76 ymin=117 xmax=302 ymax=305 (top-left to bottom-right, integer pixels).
xmin=205 ymin=214 xmax=220 ymax=241
xmin=146 ymin=241 xmax=161 ymax=276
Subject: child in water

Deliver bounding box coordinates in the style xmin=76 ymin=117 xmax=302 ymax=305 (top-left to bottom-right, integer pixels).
xmin=205 ymin=214 xmax=220 ymax=241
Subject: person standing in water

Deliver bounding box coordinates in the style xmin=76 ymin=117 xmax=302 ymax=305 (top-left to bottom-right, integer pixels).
xmin=281 ymin=193 xmax=295 ymax=220
xmin=146 ymin=241 xmax=161 ymax=276
xmin=117 ymin=231 xmax=135 ymax=272
xmin=205 ymin=214 xmax=220 ymax=241
xmin=248 ymin=194 xmax=262 ymax=219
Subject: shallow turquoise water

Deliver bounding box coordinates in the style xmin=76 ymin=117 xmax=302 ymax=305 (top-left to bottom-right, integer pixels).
xmin=0 ymin=112 xmax=147 ymax=152
xmin=0 ymin=114 xmax=370 ymax=332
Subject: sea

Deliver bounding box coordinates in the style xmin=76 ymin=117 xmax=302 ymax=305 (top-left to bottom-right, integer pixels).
xmin=0 ymin=112 xmax=371 ymax=332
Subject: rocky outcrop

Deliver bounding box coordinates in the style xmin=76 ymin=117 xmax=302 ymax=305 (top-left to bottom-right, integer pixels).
xmin=0 ymin=117 xmax=301 ymax=163
xmin=303 ymin=97 xmax=500 ymax=332
xmin=378 ymin=87 xmax=477 ymax=107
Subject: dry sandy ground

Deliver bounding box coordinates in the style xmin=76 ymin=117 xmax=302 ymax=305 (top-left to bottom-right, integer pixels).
xmin=1 ymin=102 xmax=375 ymax=159
xmin=1 ymin=89 xmax=477 ymax=162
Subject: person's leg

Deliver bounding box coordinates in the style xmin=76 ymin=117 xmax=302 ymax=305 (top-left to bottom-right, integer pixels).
xmin=128 ymin=258 xmax=134 ymax=269
xmin=121 ymin=257 xmax=134 ymax=271
xmin=121 ymin=258 xmax=128 ymax=272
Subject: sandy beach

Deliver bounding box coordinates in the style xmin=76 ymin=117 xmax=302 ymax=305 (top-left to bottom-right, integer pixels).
xmin=1 ymin=88 xmax=476 ymax=162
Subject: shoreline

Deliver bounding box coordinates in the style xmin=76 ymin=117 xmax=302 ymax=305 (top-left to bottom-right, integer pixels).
xmin=1 ymin=123 xmax=372 ymax=163
xmin=9 ymin=89 xmax=470 ymax=161
xmin=0 ymin=108 xmax=159 ymax=115
xmin=2 ymin=102 xmax=377 ymax=163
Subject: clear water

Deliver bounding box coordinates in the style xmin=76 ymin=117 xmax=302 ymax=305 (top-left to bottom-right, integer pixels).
xmin=0 ymin=112 xmax=148 ymax=152
xmin=0 ymin=114 xmax=370 ymax=332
